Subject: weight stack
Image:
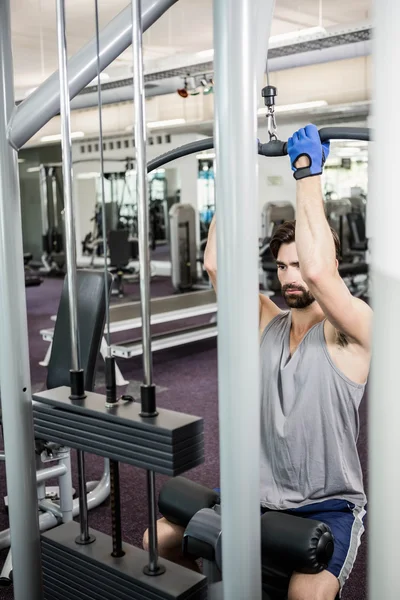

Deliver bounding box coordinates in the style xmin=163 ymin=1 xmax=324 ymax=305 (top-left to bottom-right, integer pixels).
xmin=33 ymin=386 xmax=206 ymax=599
xmin=42 ymin=521 xmax=207 ymax=600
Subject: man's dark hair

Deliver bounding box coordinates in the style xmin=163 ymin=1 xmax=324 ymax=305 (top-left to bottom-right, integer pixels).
xmin=270 ymin=220 xmax=341 ymax=260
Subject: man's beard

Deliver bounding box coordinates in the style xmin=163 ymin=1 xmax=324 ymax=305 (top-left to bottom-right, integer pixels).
xmin=282 ymin=284 xmax=315 ymax=309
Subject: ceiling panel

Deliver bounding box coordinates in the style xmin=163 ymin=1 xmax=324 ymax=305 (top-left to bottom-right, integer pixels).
xmin=10 ymin=0 xmax=370 ymax=98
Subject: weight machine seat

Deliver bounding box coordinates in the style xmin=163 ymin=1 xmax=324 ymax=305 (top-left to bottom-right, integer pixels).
xmin=159 ymin=477 xmax=335 ymax=600
xmin=46 ymin=270 xmax=112 ymax=392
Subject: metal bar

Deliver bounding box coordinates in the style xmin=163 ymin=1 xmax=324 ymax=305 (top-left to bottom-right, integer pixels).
xmin=36 ymin=453 xmax=47 ymax=503
xmin=110 ymin=460 xmax=124 ymax=557
xmin=213 ymin=0 xmax=274 ymax=599
xmin=36 ymin=463 xmax=67 ymax=484
xmin=56 ymin=0 xmax=80 ymax=372
xmin=58 ymin=451 xmax=74 ymax=523
xmin=132 ymin=0 xmax=152 ymax=387
xmin=51 ymin=169 xmax=59 ymax=229
xmin=0 ymin=459 xmax=110 ymax=551
xmin=146 ymin=470 xmax=159 ymax=571
xmin=0 ymin=2 xmax=43 ymax=598
xmin=94 ymin=0 xmax=111 ymax=352
xmin=131 ymin=0 xmax=161 ymax=575
xmin=76 ymin=450 xmax=90 ymax=541
xmin=8 ymin=0 xmax=179 ymax=151
xmin=369 ymin=0 xmax=399 ymax=598
xmin=39 ymin=165 xmax=49 ymax=236
xmin=56 ymin=0 xmax=90 ymax=544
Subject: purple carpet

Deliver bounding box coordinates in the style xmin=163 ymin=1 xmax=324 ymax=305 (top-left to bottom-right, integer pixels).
xmin=0 ymin=275 xmax=368 ymax=599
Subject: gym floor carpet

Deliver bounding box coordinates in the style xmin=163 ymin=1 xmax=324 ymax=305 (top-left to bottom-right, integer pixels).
xmin=0 ymin=276 xmax=368 ymax=599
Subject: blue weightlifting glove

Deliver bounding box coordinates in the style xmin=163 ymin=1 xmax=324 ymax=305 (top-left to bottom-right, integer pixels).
xmin=287 ymin=124 xmax=330 ymax=180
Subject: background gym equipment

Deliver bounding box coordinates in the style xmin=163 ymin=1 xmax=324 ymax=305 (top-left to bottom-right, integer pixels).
xmin=24 ymin=252 xmax=43 ymax=287
xmin=40 ymin=289 xmax=217 ymax=376
xmin=169 ymin=203 xmax=209 ymax=292
xmin=259 ymin=202 xmax=296 ymax=293
xmin=107 ymin=228 xmax=139 ymax=297
xmin=39 ymin=164 xmax=66 ymax=276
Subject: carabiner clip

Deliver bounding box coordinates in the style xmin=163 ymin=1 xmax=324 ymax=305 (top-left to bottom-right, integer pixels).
xmin=267 ymin=107 xmax=278 ymax=141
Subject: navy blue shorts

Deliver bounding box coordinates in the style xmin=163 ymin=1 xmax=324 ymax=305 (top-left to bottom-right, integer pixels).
xmin=281 ymin=499 xmax=366 ymax=590
xmin=214 ymin=491 xmax=366 ymax=592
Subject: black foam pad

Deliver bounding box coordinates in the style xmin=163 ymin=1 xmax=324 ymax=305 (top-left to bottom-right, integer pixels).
xmin=339 ymin=262 xmax=368 ymax=276
xmin=158 ymin=477 xmax=219 ymax=527
xmin=261 ymin=511 xmax=334 ymax=574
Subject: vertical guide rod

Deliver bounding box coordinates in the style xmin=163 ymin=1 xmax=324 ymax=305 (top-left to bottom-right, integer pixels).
xmin=94 ymin=0 xmax=111 ymax=352
xmin=55 ymin=0 xmax=90 ymax=544
xmin=131 ymin=0 xmax=162 ymax=576
xmin=55 ymin=0 xmax=80 ymax=372
xmin=0 ymin=1 xmax=43 ymax=597
xmin=132 ymin=0 xmax=152 ymax=389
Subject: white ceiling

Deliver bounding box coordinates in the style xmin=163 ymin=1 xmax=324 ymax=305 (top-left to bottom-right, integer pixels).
xmin=11 ymin=0 xmax=371 ymax=99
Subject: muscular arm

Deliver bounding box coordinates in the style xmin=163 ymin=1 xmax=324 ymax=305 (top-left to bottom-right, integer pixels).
xmin=203 ymin=215 xmax=217 ymax=291
xmin=203 ymin=215 xmax=280 ymax=330
xmin=295 ymin=160 xmax=372 ymax=349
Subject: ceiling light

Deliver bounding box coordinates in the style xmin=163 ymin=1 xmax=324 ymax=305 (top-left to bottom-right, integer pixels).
xmin=200 ymin=76 xmax=214 ymax=95
xmin=196 ymin=153 xmax=216 ymax=160
xmin=77 ymin=172 xmax=100 ymax=179
xmin=40 ymin=132 xmax=85 ymax=143
xmin=269 ymin=26 xmax=327 ymax=46
xmin=87 ymin=72 xmax=110 ymax=86
xmin=17 ymin=158 xmax=25 ymax=164
xmin=257 ymin=100 xmax=327 ymax=116
xmin=147 ymin=119 xmax=186 ymax=129
xmin=27 ymin=167 xmax=41 ymax=173
xmin=336 ymin=148 xmax=361 ymax=157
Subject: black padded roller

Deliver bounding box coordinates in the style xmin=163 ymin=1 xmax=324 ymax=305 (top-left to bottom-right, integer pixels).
xmin=158 ymin=477 xmax=219 ymax=527
xmin=261 ymin=511 xmax=334 ymax=574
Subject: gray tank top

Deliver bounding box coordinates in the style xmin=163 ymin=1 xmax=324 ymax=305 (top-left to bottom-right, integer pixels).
xmin=260 ymin=311 xmax=366 ymax=510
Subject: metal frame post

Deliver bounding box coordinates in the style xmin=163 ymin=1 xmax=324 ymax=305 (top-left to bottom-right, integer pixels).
xmin=369 ymin=0 xmax=400 ymax=598
xmin=0 ymin=1 xmax=43 ymax=598
xmin=39 ymin=165 xmax=49 ymax=237
xmin=131 ymin=0 xmax=164 ymax=577
xmin=213 ymin=0 xmax=274 ymax=598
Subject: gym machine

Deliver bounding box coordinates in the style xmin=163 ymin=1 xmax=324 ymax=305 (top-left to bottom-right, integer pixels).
xmin=39 ymin=164 xmax=65 ymax=275
xmin=40 ymin=289 xmax=217 ymax=371
xmin=33 ymin=3 xmax=206 ymax=600
xmin=0 ymin=0 xmax=387 ymax=599
xmin=259 ymin=201 xmax=295 ymax=292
